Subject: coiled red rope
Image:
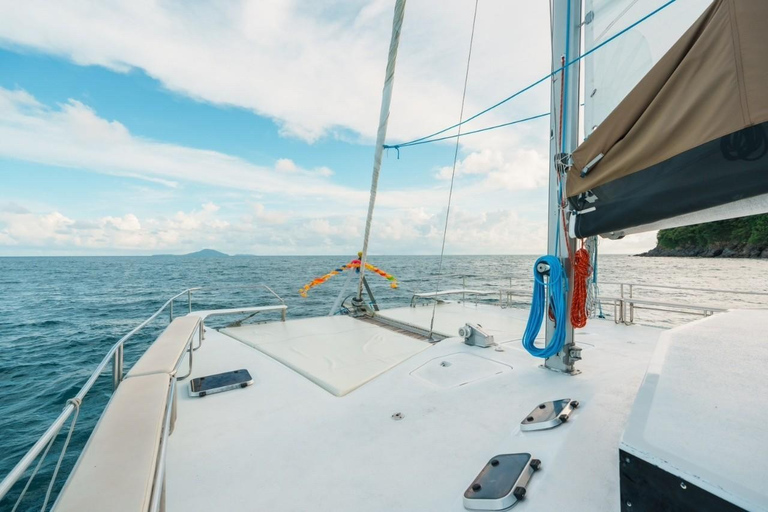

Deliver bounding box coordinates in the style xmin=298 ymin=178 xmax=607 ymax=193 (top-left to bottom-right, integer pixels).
xmin=571 ymin=243 xmax=592 ymax=328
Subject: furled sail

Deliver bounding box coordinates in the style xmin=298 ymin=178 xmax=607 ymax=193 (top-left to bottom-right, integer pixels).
xmin=583 ymin=0 xmax=712 ymax=134
xmin=569 ymin=0 xmax=768 ymax=239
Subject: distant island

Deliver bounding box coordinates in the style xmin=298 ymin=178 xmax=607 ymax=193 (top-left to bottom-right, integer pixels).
xmin=640 ymin=213 xmax=768 ymax=258
xmin=152 ymin=249 xmax=230 ymax=258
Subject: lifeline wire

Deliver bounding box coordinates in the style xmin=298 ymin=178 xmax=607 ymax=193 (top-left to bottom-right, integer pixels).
xmin=428 ymin=0 xmax=479 ymax=340
xmin=384 ymin=0 xmax=678 ymax=151
xmin=40 ymin=398 xmax=81 ymax=512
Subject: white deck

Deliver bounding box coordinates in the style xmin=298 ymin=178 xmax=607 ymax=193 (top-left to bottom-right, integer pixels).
xmin=167 ymin=304 xmax=664 ymax=511
xmin=622 ymin=309 xmax=768 ymax=511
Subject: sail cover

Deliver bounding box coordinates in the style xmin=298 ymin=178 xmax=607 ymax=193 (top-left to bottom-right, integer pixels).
xmin=568 ymin=0 xmax=768 ymax=238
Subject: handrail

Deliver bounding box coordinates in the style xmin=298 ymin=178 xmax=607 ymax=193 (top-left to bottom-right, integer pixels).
xmin=0 ymin=287 xmax=200 ymax=504
xmin=410 ymin=289 xmax=498 ymax=307
xmin=195 ymin=284 xmax=286 ymax=305
xmin=421 ymin=276 xmax=768 ymax=323
xmin=601 ymin=281 xmax=768 ymax=297
xmin=150 ymin=377 xmax=177 ymax=512
xmin=412 ymin=289 xmax=496 ymax=298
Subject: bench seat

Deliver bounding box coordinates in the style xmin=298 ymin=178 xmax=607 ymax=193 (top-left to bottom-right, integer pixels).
xmin=190 ymin=305 xmax=287 ymax=321
xmin=128 ymin=316 xmax=200 ymax=378
xmin=54 ymin=373 xmax=171 ymax=512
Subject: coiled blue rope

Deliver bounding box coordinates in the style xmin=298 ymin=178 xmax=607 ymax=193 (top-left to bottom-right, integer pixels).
xmin=522 ymin=255 xmax=568 ymax=359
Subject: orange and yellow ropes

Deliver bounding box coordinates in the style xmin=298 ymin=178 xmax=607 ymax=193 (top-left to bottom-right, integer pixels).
xmin=299 ymin=259 xmax=398 ymax=298
xmin=570 ymin=242 xmax=592 ymax=328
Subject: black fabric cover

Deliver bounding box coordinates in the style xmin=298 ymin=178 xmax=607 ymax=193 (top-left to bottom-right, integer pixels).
xmin=571 ymin=122 xmax=768 ymax=238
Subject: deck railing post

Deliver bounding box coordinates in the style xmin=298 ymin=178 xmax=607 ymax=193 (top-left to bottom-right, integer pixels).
xmin=462 ymin=276 xmax=466 ymax=303
xmin=188 ymin=290 xmax=192 ymax=314
xmin=112 ymin=344 xmax=123 ymax=390
xmin=170 ymin=301 xmax=174 ymax=322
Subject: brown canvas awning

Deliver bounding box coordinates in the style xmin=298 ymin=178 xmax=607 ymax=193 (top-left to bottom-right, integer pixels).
xmin=567 ymin=0 xmax=768 ymax=237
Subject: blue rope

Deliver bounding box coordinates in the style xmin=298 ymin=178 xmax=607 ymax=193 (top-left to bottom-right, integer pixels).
xmin=522 ymin=255 xmax=568 ymax=359
xmin=383 ymin=112 xmax=549 ymax=151
xmin=383 ymin=0 xmax=678 ymax=151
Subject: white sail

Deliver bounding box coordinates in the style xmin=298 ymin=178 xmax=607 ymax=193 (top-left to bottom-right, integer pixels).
xmin=583 ymin=0 xmax=712 ymax=135
xmin=580 ymin=0 xmax=768 ymax=237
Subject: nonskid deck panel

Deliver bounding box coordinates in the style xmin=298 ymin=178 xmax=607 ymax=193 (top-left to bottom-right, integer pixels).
xmin=221 ymin=315 xmax=430 ymax=397
xmin=167 ymin=305 xmax=663 ymax=511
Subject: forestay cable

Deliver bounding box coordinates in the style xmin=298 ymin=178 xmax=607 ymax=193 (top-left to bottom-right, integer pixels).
xmin=428 ymin=0 xmax=479 ymax=340
xmin=357 ymin=0 xmax=406 ymax=301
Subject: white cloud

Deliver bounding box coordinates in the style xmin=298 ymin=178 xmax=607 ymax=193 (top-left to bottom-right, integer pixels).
xmin=0 ymin=2 xmax=661 ymax=256
xmin=0 ymin=199 xmax=655 ymax=256
xmin=0 ymin=87 xmax=366 ymax=203
xmin=276 ymin=158 xmax=334 ymax=177
xmin=0 ymin=201 xmax=542 ymax=255
xmin=436 ymin=147 xmax=548 ymax=191
xmin=0 ymin=204 xmax=232 ymax=251
xmin=0 ymin=1 xmax=552 ymax=144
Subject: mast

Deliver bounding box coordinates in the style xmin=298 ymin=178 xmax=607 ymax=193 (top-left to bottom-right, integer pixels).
xmin=545 ymin=0 xmax=581 ymax=373
xmin=356 ymin=0 xmax=407 ymax=306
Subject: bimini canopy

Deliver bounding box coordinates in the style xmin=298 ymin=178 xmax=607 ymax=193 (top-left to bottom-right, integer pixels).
xmin=568 ymin=0 xmax=768 ymax=239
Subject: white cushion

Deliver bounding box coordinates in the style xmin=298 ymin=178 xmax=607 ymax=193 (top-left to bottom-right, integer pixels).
xmin=128 ymin=316 xmax=199 ymax=377
xmin=54 ymin=373 xmax=171 ymax=512
xmin=223 ymin=316 xmax=429 ymax=396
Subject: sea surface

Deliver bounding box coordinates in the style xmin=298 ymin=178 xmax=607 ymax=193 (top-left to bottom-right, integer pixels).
xmin=1 ymin=254 xmax=767 ymax=510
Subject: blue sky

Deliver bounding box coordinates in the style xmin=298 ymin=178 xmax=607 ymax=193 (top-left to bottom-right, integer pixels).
xmin=0 ymin=0 xmax=701 ymax=256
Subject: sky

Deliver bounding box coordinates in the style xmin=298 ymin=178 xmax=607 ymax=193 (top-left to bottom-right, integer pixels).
xmin=0 ymin=0 xmax=690 ymax=256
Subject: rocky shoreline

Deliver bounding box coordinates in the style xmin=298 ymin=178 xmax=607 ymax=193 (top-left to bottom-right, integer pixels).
xmin=639 ymin=243 xmax=768 ymax=258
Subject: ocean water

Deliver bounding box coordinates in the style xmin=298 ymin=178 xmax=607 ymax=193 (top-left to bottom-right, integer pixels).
xmin=1 ymin=254 xmax=767 ymax=510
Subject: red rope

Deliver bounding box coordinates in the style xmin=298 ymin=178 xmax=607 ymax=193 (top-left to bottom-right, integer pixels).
xmin=571 ymin=243 xmax=592 ymax=328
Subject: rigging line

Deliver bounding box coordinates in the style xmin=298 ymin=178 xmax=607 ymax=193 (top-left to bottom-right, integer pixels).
xmin=594 ymin=0 xmax=641 ymax=43
xmin=40 ymin=398 xmax=81 ymax=512
xmin=384 ymin=0 xmax=678 ymax=149
xmin=428 ymin=0 xmax=479 ymax=341
xmin=356 ymin=0 xmax=406 ymax=302
xmin=384 ymin=112 xmax=549 ymax=149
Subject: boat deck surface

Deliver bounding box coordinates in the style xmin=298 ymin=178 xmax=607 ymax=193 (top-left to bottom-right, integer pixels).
xmin=167 ymin=304 xmax=663 ymax=512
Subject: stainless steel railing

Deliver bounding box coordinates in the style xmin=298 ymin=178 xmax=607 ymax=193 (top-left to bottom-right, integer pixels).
xmin=0 ymin=287 xmax=200 ymax=505
xmin=601 ymin=282 xmax=768 ymax=324
xmin=0 ymin=284 xmax=287 ymax=509
xmin=416 ymin=275 xmax=768 ymax=325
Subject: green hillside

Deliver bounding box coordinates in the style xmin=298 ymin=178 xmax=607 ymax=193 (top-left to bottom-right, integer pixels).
xmin=643 ymin=213 xmax=768 ymax=258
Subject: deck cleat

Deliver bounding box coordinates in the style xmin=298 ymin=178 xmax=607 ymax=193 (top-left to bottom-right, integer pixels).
xmin=521 ymin=399 xmax=579 ymax=432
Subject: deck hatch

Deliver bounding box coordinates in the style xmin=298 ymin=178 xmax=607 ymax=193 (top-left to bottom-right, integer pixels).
xmin=222 ymin=316 xmax=429 ymax=396
xmin=410 ymin=353 xmax=511 ymax=389
xmin=463 ymin=454 xmax=540 ymax=511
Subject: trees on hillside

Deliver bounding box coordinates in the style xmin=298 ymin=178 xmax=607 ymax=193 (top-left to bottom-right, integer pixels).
xmin=657 ymin=214 xmax=768 ymax=249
